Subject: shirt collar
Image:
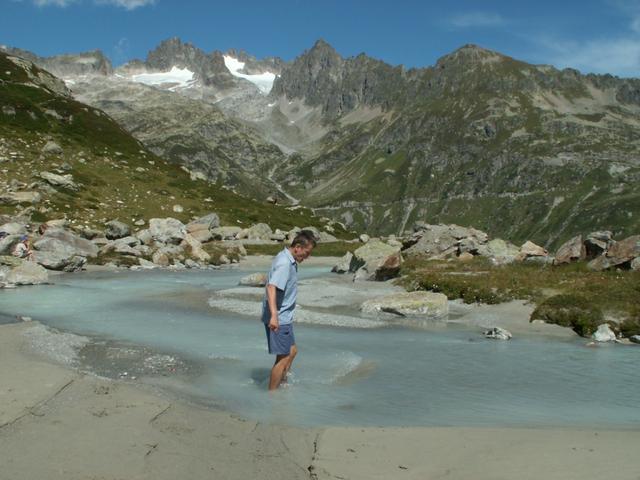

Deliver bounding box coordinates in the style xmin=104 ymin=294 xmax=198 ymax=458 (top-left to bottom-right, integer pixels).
xmin=283 ymin=247 xmax=296 ymax=264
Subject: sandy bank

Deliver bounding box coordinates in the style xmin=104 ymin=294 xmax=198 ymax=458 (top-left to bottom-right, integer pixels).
xmin=1 ymin=321 xmax=639 ymax=480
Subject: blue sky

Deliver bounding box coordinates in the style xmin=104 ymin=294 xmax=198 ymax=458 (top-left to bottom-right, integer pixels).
xmin=2 ymin=0 xmax=640 ymax=77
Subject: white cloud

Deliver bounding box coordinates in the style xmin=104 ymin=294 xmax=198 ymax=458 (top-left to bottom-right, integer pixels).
xmin=449 ymin=12 xmax=506 ymax=28
xmin=94 ymin=0 xmax=156 ymax=9
xmin=540 ymin=36 xmax=640 ymax=77
xmin=32 ymin=0 xmax=79 ymax=6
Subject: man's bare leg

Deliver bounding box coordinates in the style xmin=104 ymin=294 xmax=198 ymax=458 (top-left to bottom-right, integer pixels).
xmin=281 ymin=344 xmax=297 ymax=385
xmin=269 ymin=354 xmax=290 ymax=391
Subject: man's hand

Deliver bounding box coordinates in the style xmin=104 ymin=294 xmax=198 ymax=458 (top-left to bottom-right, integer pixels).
xmin=269 ymin=315 xmax=279 ymax=332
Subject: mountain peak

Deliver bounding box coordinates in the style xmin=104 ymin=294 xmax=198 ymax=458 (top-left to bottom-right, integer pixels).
xmin=436 ymin=44 xmax=508 ymax=68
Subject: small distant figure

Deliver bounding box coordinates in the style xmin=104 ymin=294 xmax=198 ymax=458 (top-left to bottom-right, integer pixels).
xmin=261 ymin=230 xmax=316 ymax=391
xmin=38 ymin=223 xmax=49 ymax=236
xmin=12 ymin=235 xmax=34 ymax=261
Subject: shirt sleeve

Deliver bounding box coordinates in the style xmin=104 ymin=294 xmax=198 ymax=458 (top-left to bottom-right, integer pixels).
xmin=268 ymin=261 xmax=290 ymax=291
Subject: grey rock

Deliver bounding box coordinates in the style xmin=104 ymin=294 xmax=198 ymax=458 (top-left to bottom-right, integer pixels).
xmin=361 ymin=291 xmax=448 ymax=318
xmin=239 ymin=272 xmax=268 ymax=287
xmin=6 ymin=261 xmax=49 ymax=285
xmin=149 ymin=218 xmax=186 ymax=245
xmin=188 ymin=212 xmax=220 ymax=230
xmin=105 ymin=220 xmax=131 ymax=240
xmin=629 ymin=335 xmax=640 ymax=344
xmin=359 ymin=234 xmax=370 ymax=243
xmin=350 ymin=240 xmax=402 ymax=281
xmin=631 ymin=257 xmax=640 ymax=271
xmin=484 ymin=327 xmax=513 ymax=340
xmin=0 ymin=235 xmax=21 ymax=255
xmin=0 ymin=191 xmax=42 ymax=205
xmin=211 ymin=226 xmax=242 ymax=240
xmin=332 ymin=251 xmax=353 ymax=274
xmin=592 ymin=324 xmax=617 ymax=342
xmin=138 ymin=258 xmax=157 ymax=269
xmin=34 ymin=228 xmax=99 ymax=258
xmin=585 ymin=231 xmax=613 ymax=258
xmin=42 ymin=141 xmax=63 ymax=155
xmin=39 ymin=171 xmax=78 ymax=190
xmin=554 ymin=235 xmax=586 ymax=265
xmin=0 ymin=223 xmax=27 ymax=235
xmin=245 ymin=223 xmax=273 ymax=241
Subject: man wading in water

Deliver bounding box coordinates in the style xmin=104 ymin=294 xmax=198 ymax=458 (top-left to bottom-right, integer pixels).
xmin=262 ymin=231 xmax=316 ymax=390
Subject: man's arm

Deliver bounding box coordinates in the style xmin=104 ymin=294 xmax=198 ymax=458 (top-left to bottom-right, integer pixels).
xmin=266 ymin=284 xmax=279 ymax=331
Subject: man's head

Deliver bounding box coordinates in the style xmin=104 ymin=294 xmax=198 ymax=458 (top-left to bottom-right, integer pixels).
xmin=20 ymin=235 xmax=28 ymax=243
xmin=289 ymin=230 xmax=317 ymax=263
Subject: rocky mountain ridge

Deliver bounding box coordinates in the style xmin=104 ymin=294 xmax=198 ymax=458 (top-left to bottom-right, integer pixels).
xmin=3 ymin=39 xmax=640 ymax=248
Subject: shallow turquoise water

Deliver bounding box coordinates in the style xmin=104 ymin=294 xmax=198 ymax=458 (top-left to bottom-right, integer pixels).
xmin=1 ymin=267 xmax=638 ymax=428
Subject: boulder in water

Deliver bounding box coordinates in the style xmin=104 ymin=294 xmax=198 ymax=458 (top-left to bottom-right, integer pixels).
xmin=592 ymin=324 xmax=617 ymax=343
xmin=361 ymin=291 xmax=448 ymax=318
xmin=484 ymin=327 xmax=512 ymax=340
xmin=239 ymin=273 xmax=268 ymax=287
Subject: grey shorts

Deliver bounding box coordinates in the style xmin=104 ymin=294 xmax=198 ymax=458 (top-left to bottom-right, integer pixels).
xmin=264 ymin=323 xmax=295 ymax=355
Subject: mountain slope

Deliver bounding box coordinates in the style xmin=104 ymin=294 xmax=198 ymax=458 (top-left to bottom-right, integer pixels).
xmin=0 ymin=51 xmax=337 ymax=233
xmin=271 ymin=44 xmax=640 ymax=247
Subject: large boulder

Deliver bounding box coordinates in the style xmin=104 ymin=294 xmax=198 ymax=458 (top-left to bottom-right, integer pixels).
xmin=33 ymin=228 xmax=99 ymax=258
xmin=476 ymin=238 xmax=520 ymax=264
xmin=554 ymin=235 xmax=586 ymax=265
xmin=0 ymin=191 xmax=42 ymax=205
xmin=592 ymin=324 xmax=617 ymax=343
xmin=518 ymin=241 xmax=548 ymax=259
xmin=239 ymin=273 xmax=268 ymax=287
xmin=181 ymin=234 xmax=210 ymax=263
xmin=350 ymin=241 xmax=402 ymax=281
xmin=584 ymin=231 xmax=613 ymax=258
xmin=0 ymin=234 xmax=21 ymax=255
xmin=187 ymin=213 xmax=220 ymax=230
xmin=149 ymin=218 xmax=186 ymax=245
xmin=605 ymin=235 xmax=640 ymax=267
xmin=332 ymin=251 xmax=353 ymax=274
xmin=6 ymin=261 xmax=49 ymax=285
xmin=39 ymin=171 xmax=78 ymax=190
xmin=361 ymin=291 xmax=448 ymax=319
xmin=0 ymin=223 xmax=27 ymax=235
xmin=484 ymin=327 xmax=513 ymax=340
xmin=244 ymin=223 xmax=273 ymax=241
xmin=211 ymin=226 xmax=242 ymax=240
xmin=32 ymin=251 xmax=86 ymax=271
xmin=104 ymin=220 xmax=131 ymax=240
xmin=403 ymin=224 xmax=462 ymax=258
xmin=42 ymin=141 xmax=63 ymax=155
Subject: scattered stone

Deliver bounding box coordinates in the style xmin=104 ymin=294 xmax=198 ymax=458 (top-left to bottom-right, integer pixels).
xmin=39 ymin=171 xmax=78 ymax=190
xmin=631 ymin=257 xmax=640 ymax=271
xmin=34 ymin=228 xmax=99 ymax=258
xmin=172 ymin=204 xmax=184 ymax=213
xmin=218 ymin=254 xmax=230 ymax=264
xmin=361 ymin=291 xmax=448 ymax=319
xmin=484 ymin=327 xmax=512 ymax=340
xmin=239 ymin=272 xmax=268 ymax=287
xmin=592 ymin=324 xmax=617 ymax=343
xmin=0 ymin=191 xmax=42 ymax=205
xmin=134 ymin=219 xmax=145 ymax=226
xmin=359 ymin=234 xmax=370 ymax=243
xmin=629 ymin=335 xmax=640 ymax=344
xmin=41 ymin=141 xmax=63 ymax=155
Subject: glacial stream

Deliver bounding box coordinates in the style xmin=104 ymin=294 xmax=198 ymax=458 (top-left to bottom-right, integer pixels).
xmin=1 ymin=266 xmax=638 ymax=428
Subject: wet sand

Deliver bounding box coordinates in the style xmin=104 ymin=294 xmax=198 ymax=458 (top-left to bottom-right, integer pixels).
xmin=2 ymin=320 xmax=639 ymax=480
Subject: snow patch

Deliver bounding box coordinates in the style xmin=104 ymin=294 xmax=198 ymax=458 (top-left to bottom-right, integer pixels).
xmin=131 ymin=66 xmax=196 ymax=91
xmin=223 ymin=55 xmax=275 ymax=94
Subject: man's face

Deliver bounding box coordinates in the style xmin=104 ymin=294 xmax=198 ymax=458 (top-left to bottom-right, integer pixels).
xmin=292 ymin=244 xmax=314 ymax=263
